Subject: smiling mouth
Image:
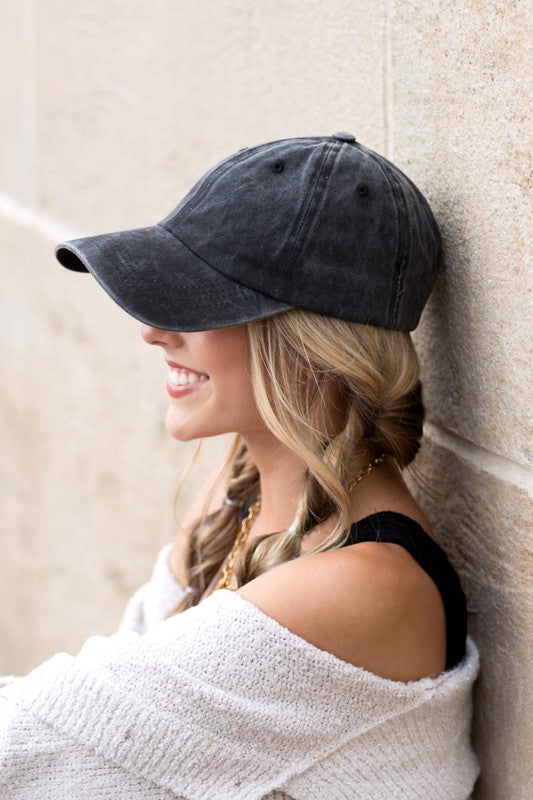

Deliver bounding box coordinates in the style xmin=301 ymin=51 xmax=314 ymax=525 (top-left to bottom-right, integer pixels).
xmin=168 ymin=367 xmax=209 ymax=387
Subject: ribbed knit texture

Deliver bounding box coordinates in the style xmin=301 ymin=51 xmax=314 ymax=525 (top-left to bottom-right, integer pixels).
xmin=116 ymin=542 xmax=188 ymax=635
xmin=0 ymin=543 xmax=481 ymax=800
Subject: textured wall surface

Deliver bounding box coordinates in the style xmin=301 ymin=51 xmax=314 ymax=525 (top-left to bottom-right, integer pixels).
xmin=389 ymin=5 xmax=532 ymax=796
xmin=1 ymin=1 xmax=531 ymax=798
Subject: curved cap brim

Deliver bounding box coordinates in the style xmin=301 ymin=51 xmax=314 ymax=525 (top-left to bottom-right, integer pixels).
xmin=54 ymin=224 xmax=293 ymax=331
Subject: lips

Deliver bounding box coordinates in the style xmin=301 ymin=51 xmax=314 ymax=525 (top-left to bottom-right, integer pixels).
xmin=165 ymin=359 xmax=210 ymax=398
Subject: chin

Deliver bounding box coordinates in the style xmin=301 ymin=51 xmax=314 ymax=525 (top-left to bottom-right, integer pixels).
xmin=164 ymin=420 xmax=197 ymax=442
xmin=164 ymin=410 xmax=223 ymax=441
xmin=164 ymin=410 xmax=194 ymax=441
xmin=166 ymin=427 xmax=195 ymax=442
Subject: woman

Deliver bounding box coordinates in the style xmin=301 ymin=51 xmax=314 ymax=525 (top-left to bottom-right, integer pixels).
xmin=1 ymin=133 xmax=480 ymax=799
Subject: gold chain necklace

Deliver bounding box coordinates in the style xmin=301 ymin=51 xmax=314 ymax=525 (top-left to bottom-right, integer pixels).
xmin=216 ymin=452 xmax=386 ymax=591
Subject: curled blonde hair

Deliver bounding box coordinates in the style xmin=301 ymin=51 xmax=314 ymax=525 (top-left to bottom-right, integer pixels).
xmin=166 ymin=307 xmax=424 ymax=616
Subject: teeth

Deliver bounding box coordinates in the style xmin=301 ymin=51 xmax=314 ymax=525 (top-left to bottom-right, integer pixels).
xmin=168 ymin=367 xmax=208 ymax=387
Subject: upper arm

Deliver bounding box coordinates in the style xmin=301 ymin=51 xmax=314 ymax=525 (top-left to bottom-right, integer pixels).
xmin=236 ymin=545 xmax=447 ymax=682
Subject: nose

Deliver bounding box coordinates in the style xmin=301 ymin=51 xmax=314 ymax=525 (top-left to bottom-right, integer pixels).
xmin=141 ymin=324 xmax=159 ymax=345
xmin=141 ymin=324 xmax=181 ymax=346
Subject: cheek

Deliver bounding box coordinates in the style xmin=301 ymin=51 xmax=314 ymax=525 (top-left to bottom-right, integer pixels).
xmin=193 ymin=328 xmax=260 ymax=424
xmin=235 ymin=370 xmax=257 ymax=410
xmin=213 ymin=361 xmax=256 ymax=416
xmin=218 ymin=362 xmax=259 ymax=422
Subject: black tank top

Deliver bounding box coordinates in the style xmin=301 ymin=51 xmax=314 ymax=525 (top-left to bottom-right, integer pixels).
xmin=241 ymin=501 xmax=467 ymax=671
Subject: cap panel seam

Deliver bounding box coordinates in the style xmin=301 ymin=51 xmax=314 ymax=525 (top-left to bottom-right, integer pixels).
xmin=283 ymin=142 xmax=337 ymax=283
xmin=362 ymin=151 xmax=409 ymax=328
xmin=383 ymin=164 xmax=410 ymax=326
xmin=161 ymin=139 xmax=329 ymax=229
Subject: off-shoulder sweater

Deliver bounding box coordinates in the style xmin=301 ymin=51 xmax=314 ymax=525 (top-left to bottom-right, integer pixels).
xmin=0 ymin=542 xmax=481 ymax=800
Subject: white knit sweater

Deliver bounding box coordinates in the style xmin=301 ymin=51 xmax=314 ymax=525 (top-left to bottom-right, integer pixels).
xmin=0 ymin=543 xmax=481 ymax=800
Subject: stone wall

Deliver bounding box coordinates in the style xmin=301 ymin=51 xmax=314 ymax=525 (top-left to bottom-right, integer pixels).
xmin=1 ymin=2 xmax=531 ymax=797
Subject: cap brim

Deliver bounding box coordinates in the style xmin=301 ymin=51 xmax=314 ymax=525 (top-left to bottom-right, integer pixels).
xmin=54 ymin=224 xmax=292 ymax=331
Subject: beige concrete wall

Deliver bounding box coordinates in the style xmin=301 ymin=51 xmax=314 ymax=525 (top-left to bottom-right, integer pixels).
xmin=1 ymin=1 xmax=531 ymax=797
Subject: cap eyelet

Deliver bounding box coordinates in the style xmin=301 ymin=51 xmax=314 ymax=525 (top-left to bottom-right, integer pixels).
xmin=271 ymin=160 xmax=285 ymax=173
xmin=356 ymin=183 xmax=369 ymax=198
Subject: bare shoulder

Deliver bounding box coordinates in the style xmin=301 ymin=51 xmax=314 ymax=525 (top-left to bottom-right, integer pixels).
xmin=236 ymin=543 xmax=447 ymax=682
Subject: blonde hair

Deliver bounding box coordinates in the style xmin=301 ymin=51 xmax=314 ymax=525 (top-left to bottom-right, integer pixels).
xmin=166 ymin=307 xmax=424 ymax=616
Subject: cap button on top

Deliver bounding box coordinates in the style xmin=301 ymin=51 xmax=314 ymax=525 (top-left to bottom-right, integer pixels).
xmin=331 ymin=131 xmax=356 ymax=143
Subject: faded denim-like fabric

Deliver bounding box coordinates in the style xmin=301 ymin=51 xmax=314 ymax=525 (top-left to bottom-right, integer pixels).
xmin=54 ymin=134 xmax=442 ymax=332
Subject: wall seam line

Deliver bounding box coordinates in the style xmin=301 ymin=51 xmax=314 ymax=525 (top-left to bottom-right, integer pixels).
xmin=423 ymin=419 xmax=533 ymax=494
xmin=0 ymin=192 xmax=87 ymax=243
xmin=383 ymin=0 xmax=394 ymax=160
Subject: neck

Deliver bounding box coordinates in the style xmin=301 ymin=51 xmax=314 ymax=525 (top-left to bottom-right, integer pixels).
xmin=240 ymin=428 xmax=384 ymax=536
xmin=241 ymin=428 xmax=307 ymax=534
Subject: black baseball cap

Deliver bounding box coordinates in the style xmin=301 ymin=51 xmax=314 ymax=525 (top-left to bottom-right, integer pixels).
xmin=54 ymin=132 xmax=442 ymax=332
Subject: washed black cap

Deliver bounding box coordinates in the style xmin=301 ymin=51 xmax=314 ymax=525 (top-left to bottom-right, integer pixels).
xmin=55 ymin=132 xmax=442 ymax=332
